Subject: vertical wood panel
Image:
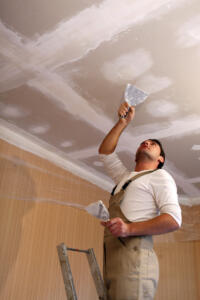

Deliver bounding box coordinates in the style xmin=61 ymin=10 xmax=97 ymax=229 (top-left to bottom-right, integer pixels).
xmin=154 ymin=240 xmax=200 ymax=300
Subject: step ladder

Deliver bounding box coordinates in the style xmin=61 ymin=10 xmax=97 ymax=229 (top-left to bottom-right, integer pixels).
xmin=57 ymin=243 xmax=107 ymax=300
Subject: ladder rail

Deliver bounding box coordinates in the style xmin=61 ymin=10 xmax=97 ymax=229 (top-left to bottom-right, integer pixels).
xmin=86 ymin=248 xmax=107 ymax=300
xmin=57 ymin=243 xmax=107 ymax=300
xmin=57 ymin=243 xmax=78 ymax=300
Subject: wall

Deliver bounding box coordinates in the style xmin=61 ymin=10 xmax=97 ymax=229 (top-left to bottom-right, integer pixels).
xmin=0 ymin=138 xmax=109 ymax=300
xmin=0 ymin=138 xmax=200 ymax=299
xmin=155 ymin=240 xmax=200 ymax=300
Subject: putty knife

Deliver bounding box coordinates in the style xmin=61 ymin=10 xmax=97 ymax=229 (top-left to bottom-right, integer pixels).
xmin=125 ymin=83 xmax=148 ymax=106
xmin=121 ymin=83 xmax=148 ymax=118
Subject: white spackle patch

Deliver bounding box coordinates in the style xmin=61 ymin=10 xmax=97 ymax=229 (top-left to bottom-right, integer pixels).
xmin=28 ymin=124 xmax=50 ymax=135
xmin=0 ymin=0 xmax=188 ymax=93
xmin=136 ymin=73 xmax=172 ymax=94
xmin=60 ymin=141 xmax=74 ymax=148
xmin=28 ymin=74 xmax=114 ymax=133
xmin=165 ymin=160 xmax=200 ymax=197
xmin=146 ymin=99 xmax=178 ymax=117
xmin=177 ymin=15 xmax=200 ymax=48
xmin=0 ymin=103 xmax=30 ymax=118
xmin=187 ymin=177 xmax=200 ymax=184
xmin=67 ymin=146 xmax=98 ymax=159
xmin=192 ymin=145 xmax=200 ymax=151
xmin=93 ymin=161 xmax=103 ymax=167
xmin=178 ymin=195 xmax=200 ymax=206
xmin=102 ymin=49 xmax=153 ymax=83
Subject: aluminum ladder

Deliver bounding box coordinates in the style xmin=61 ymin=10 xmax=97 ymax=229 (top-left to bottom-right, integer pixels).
xmin=57 ymin=243 xmax=107 ymax=300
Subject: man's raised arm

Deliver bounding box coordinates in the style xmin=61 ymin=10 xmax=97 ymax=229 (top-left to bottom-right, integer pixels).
xmin=98 ymin=102 xmax=135 ymax=154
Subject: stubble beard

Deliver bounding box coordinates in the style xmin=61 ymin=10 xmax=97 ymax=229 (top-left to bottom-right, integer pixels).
xmin=135 ymin=149 xmax=155 ymax=164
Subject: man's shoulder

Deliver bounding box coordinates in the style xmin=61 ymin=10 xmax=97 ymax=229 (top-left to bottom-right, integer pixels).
xmin=152 ymin=168 xmax=175 ymax=182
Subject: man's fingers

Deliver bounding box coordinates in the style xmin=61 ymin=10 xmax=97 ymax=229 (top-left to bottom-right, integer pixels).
xmin=108 ymin=217 xmax=122 ymax=226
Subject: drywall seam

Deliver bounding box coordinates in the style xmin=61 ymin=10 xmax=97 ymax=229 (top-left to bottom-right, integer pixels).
xmin=33 ymin=0 xmax=188 ymax=65
xmin=0 ymin=0 xmax=187 ymax=93
xmin=178 ymin=196 xmax=200 ymax=206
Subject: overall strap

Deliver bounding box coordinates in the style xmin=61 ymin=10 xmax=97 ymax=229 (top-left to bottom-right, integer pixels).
xmin=111 ymin=169 xmax=156 ymax=195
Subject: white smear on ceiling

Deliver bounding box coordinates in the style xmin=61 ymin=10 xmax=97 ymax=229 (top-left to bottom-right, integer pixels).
xmin=165 ymin=160 xmax=200 ymax=197
xmin=60 ymin=141 xmax=74 ymax=148
xmin=0 ymin=103 xmax=30 ymax=118
xmin=146 ymin=99 xmax=178 ymax=117
xmin=28 ymin=75 xmax=114 ymax=132
xmin=136 ymin=73 xmax=172 ymax=94
xmin=101 ymin=49 xmax=153 ymax=83
xmin=177 ymin=15 xmax=200 ymax=48
xmin=93 ymin=161 xmax=103 ymax=167
xmin=192 ymin=144 xmax=200 ymax=150
xmin=0 ymin=60 xmax=28 ymax=93
xmin=28 ymin=124 xmax=50 ymax=135
xmin=0 ymin=21 xmax=113 ymax=132
xmin=67 ymin=114 xmax=200 ymax=161
xmin=32 ymin=0 xmax=188 ymax=66
xmin=179 ymin=195 xmax=200 ymax=206
xmin=187 ymin=177 xmax=200 ymax=184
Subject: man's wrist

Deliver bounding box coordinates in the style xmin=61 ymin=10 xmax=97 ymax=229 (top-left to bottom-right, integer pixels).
xmin=117 ymin=118 xmax=129 ymax=129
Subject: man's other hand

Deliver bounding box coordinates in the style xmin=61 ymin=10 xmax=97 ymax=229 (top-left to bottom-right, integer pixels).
xmin=101 ymin=217 xmax=130 ymax=237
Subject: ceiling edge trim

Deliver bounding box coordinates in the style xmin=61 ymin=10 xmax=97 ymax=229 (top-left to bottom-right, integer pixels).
xmin=0 ymin=119 xmax=112 ymax=192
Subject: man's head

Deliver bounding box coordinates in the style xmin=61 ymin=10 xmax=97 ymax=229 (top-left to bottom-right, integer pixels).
xmin=135 ymin=139 xmax=165 ymax=169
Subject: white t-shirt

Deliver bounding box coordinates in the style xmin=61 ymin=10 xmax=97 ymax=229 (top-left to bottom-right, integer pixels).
xmin=100 ymin=152 xmax=182 ymax=227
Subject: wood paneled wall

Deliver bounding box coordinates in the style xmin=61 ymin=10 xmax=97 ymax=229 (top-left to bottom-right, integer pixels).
xmin=0 ymin=138 xmax=200 ymax=299
xmin=154 ymin=240 xmax=200 ymax=300
xmin=0 ymin=139 xmax=109 ymax=300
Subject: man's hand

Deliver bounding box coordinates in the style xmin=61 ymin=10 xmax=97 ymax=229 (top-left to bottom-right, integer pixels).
xmin=118 ymin=102 xmax=135 ymax=125
xmin=101 ymin=217 xmax=130 ymax=237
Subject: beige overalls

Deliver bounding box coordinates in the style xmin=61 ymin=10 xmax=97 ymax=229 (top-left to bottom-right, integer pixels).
xmin=104 ymin=171 xmax=159 ymax=300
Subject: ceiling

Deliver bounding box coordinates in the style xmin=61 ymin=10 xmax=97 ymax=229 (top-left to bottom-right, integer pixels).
xmin=0 ymin=0 xmax=200 ymax=206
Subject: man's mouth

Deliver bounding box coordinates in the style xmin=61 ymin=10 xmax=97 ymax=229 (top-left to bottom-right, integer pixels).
xmin=141 ymin=145 xmax=149 ymax=149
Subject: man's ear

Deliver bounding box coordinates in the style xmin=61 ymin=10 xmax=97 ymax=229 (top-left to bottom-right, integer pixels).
xmin=158 ymin=156 xmax=164 ymax=163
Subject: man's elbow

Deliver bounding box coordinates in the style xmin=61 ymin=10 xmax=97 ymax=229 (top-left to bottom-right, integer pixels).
xmin=169 ymin=215 xmax=181 ymax=232
xmin=171 ymin=221 xmax=180 ymax=232
xmin=98 ymin=145 xmax=113 ymax=155
xmin=163 ymin=213 xmax=181 ymax=233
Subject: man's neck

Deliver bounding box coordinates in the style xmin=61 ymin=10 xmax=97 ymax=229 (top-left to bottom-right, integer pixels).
xmin=135 ymin=162 xmax=157 ymax=172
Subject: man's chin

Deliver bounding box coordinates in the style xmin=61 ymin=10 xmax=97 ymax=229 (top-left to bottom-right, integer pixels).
xmin=136 ymin=151 xmax=153 ymax=162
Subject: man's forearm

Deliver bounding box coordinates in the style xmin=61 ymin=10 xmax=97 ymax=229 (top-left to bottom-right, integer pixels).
xmin=127 ymin=213 xmax=179 ymax=236
xmin=99 ymin=120 xmax=127 ymax=154
xmin=99 ymin=103 xmax=135 ymax=154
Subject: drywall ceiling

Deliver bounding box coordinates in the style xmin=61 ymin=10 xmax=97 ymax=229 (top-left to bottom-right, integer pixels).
xmin=0 ymin=0 xmax=200 ymax=206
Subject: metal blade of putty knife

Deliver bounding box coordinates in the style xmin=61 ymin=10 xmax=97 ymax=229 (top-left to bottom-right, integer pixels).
xmin=124 ymin=83 xmax=148 ymax=106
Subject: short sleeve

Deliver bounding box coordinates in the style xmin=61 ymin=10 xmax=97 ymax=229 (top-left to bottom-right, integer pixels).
xmin=151 ymin=170 xmax=182 ymax=227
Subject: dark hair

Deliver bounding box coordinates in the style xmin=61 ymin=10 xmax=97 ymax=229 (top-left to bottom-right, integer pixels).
xmin=150 ymin=139 xmax=165 ymax=169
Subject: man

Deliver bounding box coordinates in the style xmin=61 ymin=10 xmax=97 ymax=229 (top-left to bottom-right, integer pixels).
xmin=99 ymin=102 xmax=182 ymax=300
